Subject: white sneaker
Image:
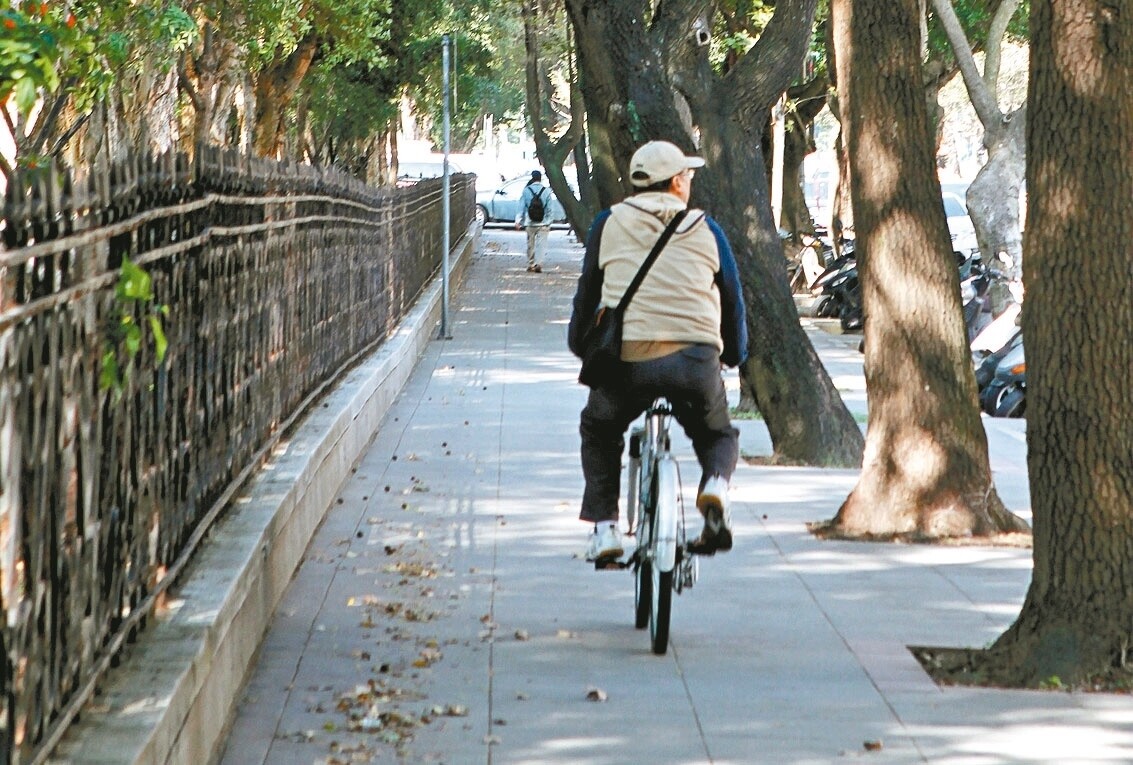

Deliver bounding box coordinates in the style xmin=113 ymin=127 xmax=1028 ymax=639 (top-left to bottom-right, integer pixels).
xmin=690 ymin=476 xmax=733 ymax=555
xmin=585 ymin=524 xmax=625 ymax=563
xmin=696 ymin=475 xmax=730 ymax=516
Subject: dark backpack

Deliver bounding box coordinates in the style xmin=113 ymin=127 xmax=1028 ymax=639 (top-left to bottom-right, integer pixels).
xmin=527 ymin=186 xmax=547 ymax=223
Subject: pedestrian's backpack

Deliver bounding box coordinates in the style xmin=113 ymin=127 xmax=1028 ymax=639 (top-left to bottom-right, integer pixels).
xmin=527 ymin=186 xmax=547 ymax=223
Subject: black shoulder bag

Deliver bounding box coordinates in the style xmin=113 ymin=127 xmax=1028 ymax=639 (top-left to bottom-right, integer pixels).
xmin=578 ymin=210 xmax=689 ymax=389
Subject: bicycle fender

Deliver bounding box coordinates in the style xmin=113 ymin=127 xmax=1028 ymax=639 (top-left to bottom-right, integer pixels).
xmin=654 ymin=455 xmax=680 ymax=573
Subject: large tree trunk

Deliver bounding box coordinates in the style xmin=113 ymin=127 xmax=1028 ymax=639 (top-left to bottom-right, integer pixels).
xmin=695 ymin=0 xmax=862 ymax=466
xmin=701 ymin=115 xmax=864 ymax=465
xmin=969 ymin=0 xmax=1133 ymax=687
xmin=825 ymin=0 xmax=1026 ymax=538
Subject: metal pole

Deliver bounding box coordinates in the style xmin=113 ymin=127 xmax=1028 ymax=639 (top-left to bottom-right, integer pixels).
xmin=440 ymin=34 xmax=453 ymax=339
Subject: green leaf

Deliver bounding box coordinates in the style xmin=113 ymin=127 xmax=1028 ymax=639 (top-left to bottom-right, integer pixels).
xmin=149 ymin=315 xmax=168 ymax=363
xmin=124 ymin=322 xmax=142 ymax=354
xmin=14 ymin=76 xmax=37 ymax=116
xmin=100 ymin=349 xmax=119 ymax=391
xmin=117 ymin=257 xmax=153 ymax=301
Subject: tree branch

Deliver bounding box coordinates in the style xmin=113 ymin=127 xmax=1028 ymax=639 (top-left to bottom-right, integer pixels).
xmin=930 ymin=0 xmax=1003 ymax=129
xmin=982 ymin=0 xmax=1021 ymax=90
xmin=48 ymin=113 xmax=90 ymax=158
xmin=722 ymin=0 xmax=819 ymax=121
xmin=28 ymin=80 xmax=77 ymax=155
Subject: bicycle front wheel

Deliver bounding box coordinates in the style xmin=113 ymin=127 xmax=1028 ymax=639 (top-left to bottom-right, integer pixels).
xmin=635 ymin=555 xmax=651 ymax=629
xmin=650 ymin=564 xmax=672 ymax=654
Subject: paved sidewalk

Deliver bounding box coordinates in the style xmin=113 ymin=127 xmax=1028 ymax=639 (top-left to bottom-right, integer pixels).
xmin=218 ymin=227 xmax=1133 ymax=764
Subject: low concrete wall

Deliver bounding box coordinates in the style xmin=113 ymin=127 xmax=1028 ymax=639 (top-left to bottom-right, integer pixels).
xmin=49 ymin=224 xmax=480 ymax=765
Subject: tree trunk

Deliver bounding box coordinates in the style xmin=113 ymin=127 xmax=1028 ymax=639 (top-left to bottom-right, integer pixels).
xmin=780 ymin=75 xmax=830 ymax=235
xmin=966 ymin=108 xmax=1025 ymax=279
xmin=825 ymin=0 xmax=1026 ymax=538
xmin=253 ymin=35 xmax=320 ymax=158
xmin=181 ymin=25 xmax=241 ymax=151
xmin=697 ymin=0 xmax=862 ymax=466
xmin=930 ymin=0 xmax=1026 ymax=292
xmin=523 ymin=0 xmax=590 ymax=239
xmin=563 ymin=0 xmax=644 ymax=207
xmin=969 ymin=0 xmax=1133 ymax=687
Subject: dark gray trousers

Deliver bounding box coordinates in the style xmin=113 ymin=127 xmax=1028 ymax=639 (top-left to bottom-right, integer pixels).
xmin=579 ymin=344 xmax=739 ymax=523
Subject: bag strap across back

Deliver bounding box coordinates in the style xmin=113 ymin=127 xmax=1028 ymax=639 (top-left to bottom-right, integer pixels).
xmin=613 ymin=209 xmax=689 ymax=315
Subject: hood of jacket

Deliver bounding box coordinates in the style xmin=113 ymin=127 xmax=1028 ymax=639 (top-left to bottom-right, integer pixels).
xmin=609 ymin=193 xmax=707 ymax=245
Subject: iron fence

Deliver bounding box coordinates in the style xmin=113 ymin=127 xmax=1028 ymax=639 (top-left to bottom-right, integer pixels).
xmin=0 ymin=147 xmax=474 ymax=763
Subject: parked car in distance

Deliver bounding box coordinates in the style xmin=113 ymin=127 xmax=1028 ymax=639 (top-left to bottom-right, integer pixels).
xmin=396 ymin=159 xmax=464 ymax=187
xmin=476 ymin=175 xmax=569 ymax=225
xmin=942 ymin=191 xmax=978 ymax=255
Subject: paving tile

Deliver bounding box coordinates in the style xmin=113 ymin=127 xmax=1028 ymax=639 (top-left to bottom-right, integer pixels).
xmin=218 ymin=228 xmax=1133 ymax=765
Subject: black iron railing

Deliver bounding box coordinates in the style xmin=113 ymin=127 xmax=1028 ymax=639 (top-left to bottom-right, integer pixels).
xmin=0 ymin=147 xmax=474 ymax=763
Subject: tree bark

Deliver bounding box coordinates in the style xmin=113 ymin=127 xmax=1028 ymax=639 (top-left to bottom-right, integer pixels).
xmin=969 ymin=0 xmax=1133 ymax=686
xmin=825 ymin=0 xmax=1026 ymax=538
xmin=563 ymin=0 xmax=644 ymax=207
xmin=253 ymin=35 xmax=320 ymax=158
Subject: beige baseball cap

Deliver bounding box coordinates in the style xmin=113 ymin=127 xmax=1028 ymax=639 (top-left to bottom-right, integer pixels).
xmin=629 ymin=140 xmax=705 ymax=187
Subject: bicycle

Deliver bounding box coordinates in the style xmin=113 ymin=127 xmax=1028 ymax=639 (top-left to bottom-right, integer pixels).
xmin=623 ymin=398 xmax=699 ymax=655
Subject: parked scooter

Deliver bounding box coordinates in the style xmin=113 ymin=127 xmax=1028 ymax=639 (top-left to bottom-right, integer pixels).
xmin=972 ymin=299 xmax=1025 ymax=417
xmin=980 ymin=341 xmax=1026 ymax=417
xmin=810 ymin=243 xmax=857 ymax=322
xmin=971 ymin=302 xmax=1022 ymax=396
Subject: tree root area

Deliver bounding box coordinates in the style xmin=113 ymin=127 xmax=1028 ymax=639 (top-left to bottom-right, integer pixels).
xmin=910 ymin=645 xmax=1133 ymax=693
xmin=806 ymin=519 xmax=1032 ymax=547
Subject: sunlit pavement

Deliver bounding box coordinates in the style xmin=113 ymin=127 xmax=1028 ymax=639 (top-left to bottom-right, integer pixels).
xmin=217 ymin=227 xmax=1128 ymax=765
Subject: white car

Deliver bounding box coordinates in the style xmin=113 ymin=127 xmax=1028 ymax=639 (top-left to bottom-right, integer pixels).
xmin=942 ymin=191 xmax=978 ymax=255
xmin=475 ymin=175 xmax=570 ymax=225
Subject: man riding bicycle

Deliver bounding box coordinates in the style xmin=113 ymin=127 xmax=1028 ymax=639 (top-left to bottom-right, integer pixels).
xmin=568 ymin=140 xmax=748 ymax=565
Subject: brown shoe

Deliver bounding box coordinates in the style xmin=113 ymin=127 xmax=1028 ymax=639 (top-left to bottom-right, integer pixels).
xmin=526 ymin=264 xmax=542 ymax=273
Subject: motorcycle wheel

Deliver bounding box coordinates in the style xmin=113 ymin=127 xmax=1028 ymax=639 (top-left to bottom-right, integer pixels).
xmin=994 ymin=388 xmax=1026 ymax=418
xmin=839 ymin=305 xmax=863 ymax=332
xmin=981 ymin=381 xmax=1007 ymax=415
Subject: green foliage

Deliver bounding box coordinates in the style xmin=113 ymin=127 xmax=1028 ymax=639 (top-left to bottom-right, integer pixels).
xmin=101 ymin=257 xmax=169 ymax=397
xmin=1 ymin=4 xmax=71 ymax=116
xmin=1 ymin=0 xmax=199 ymax=167
xmin=926 ymin=0 xmax=1029 ymax=64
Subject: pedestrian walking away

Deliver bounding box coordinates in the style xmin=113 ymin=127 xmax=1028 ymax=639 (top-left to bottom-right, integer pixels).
xmin=568 ymin=140 xmax=749 ymax=566
xmin=515 ymin=170 xmax=549 ymax=272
